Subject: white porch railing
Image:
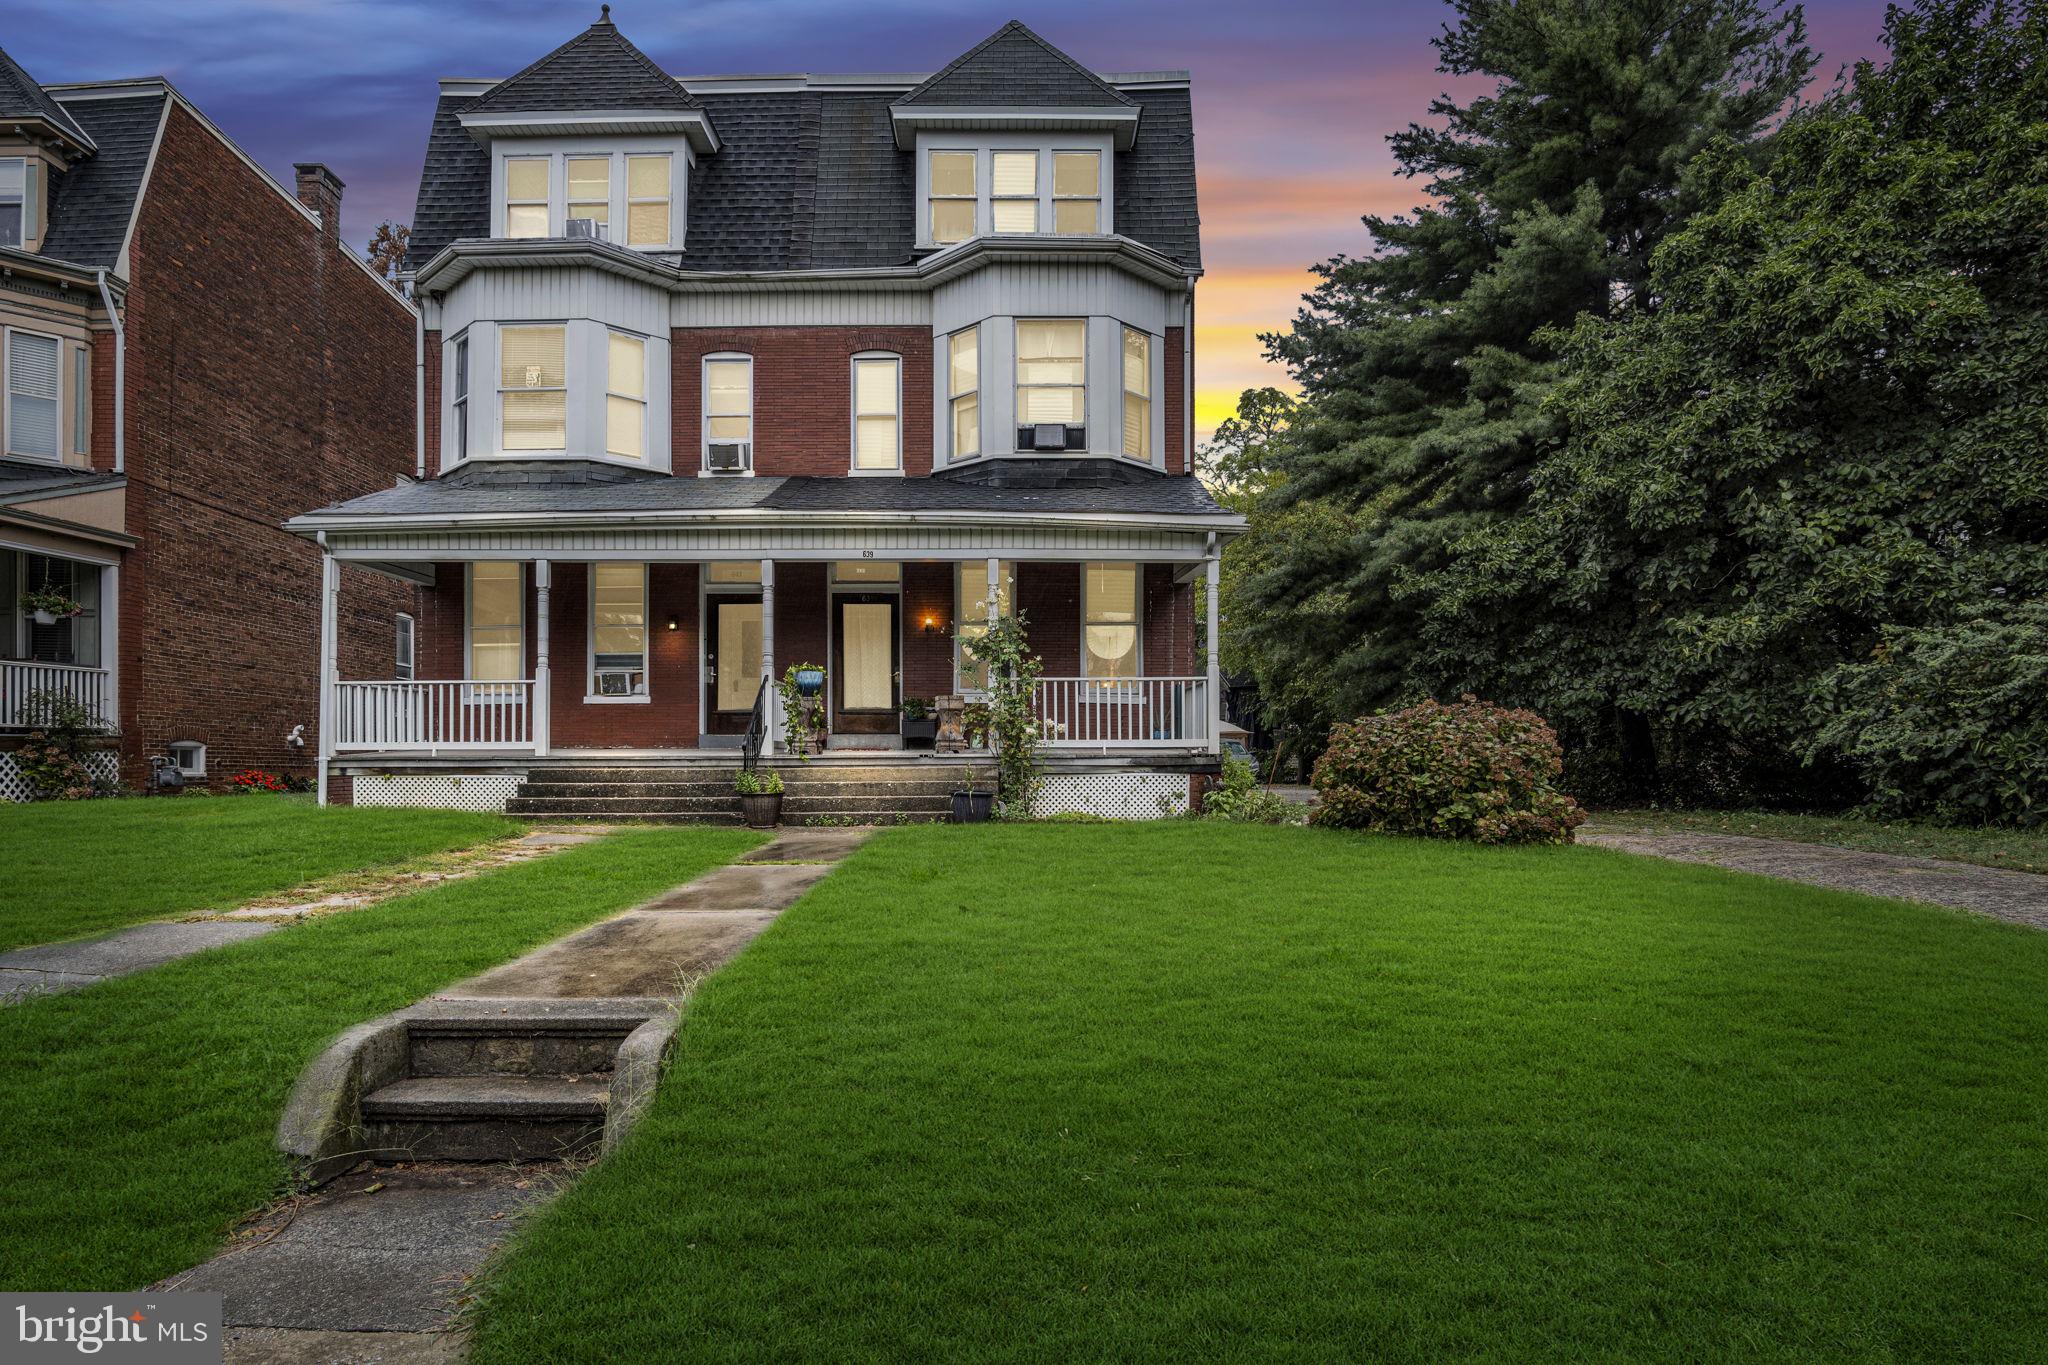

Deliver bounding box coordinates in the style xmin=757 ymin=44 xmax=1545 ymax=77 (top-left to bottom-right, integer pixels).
xmin=1032 ymin=676 xmax=1210 ymax=748
xmin=332 ymin=680 xmax=536 ymax=751
xmin=1 ymin=661 xmax=110 ymax=729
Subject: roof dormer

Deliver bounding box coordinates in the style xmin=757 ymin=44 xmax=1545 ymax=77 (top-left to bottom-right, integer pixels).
xmin=0 ymin=47 xmax=97 ymax=255
xmin=456 ymin=8 xmax=717 ymax=154
xmin=889 ymin=21 xmax=1140 ymax=152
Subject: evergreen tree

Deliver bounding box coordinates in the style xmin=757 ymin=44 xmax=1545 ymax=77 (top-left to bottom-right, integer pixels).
xmin=1234 ymin=0 xmax=1813 ymax=730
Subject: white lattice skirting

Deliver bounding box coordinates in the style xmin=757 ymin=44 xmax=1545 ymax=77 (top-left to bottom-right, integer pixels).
xmin=352 ymin=773 xmax=523 ymax=813
xmin=1034 ymin=771 xmax=1189 ymax=821
xmin=0 ymin=749 xmax=122 ymax=803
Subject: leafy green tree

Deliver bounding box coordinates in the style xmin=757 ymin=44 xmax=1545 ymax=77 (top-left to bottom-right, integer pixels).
xmin=1235 ymin=0 xmax=1813 ymax=733
xmin=1425 ymin=0 xmax=2048 ymax=815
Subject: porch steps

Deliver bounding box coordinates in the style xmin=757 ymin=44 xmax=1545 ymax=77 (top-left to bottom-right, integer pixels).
xmin=506 ymin=761 xmax=994 ymax=826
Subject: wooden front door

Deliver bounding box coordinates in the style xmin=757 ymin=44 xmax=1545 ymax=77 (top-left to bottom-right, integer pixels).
xmin=832 ymin=594 xmax=899 ymax=735
xmin=705 ymin=594 xmax=763 ymax=735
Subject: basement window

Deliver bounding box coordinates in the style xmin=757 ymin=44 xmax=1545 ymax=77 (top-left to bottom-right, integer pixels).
xmin=169 ymin=741 xmax=206 ymax=778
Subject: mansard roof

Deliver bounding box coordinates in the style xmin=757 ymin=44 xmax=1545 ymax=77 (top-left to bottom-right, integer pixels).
xmin=38 ymin=89 xmax=168 ymax=269
xmin=0 ymin=47 xmax=95 ymax=150
xmin=465 ymin=9 xmax=702 ymax=115
xmin=895 ymin=21 xmax=1135 ymax=109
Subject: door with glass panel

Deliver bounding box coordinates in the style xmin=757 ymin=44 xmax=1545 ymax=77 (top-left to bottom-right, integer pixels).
xmin=832 ymin=594 xmax=900 ymax=735
xmin=705 ymin=595 xmax=763 ymax=735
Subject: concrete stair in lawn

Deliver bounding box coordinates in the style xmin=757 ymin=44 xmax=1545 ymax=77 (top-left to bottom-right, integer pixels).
xmin=505 ymin=761 xmax=995 ymax=826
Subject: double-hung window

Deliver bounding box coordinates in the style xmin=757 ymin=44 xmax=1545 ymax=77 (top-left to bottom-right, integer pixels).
xmin=1053 ymin=152 xmax=1101 ymax=234
xmin=499 ymin=325 xmax=565 ymax=451
xmin=450 ymin=335 xmax=470 ymax=461
xmin=466 ymin=563 xmax=524 ymax=693
xmin=566 ymin=157 xmax=609 ymax=238
xmin=0 ymin=158 xmax=28 ymax=249
xmin=1083 ymin=562 xmax=1141 ymax=682
xmin=1121 ymin=327 xmax=1152 ymax=461
xmin=991 ymin=151 xmax=1039 ymax=234
xmin=955 ymin=561 xmax=1016 ymax=692
xmin=590 ymin=563 xmax=648 ymax=698
xmin=606 ymin=332 xmax=645 ymax=459
xmin=504 ymin=158 xmax=549 ymax=238
xmin=852 ymin=355 xmax=900 ymax=471
xmin=948 ymin=327 xmax=979 ymax=460
xmin=6 ymin=331 xmax=60 ymax=460
xmin=394 ymin=614 xmax=415 ymax=681
xmin=703 ymin=355 xmax=753 ymax=472
xmin=627 ymin=155 xmax=671 ymax=247
xmin=1015 ymin=320 xmax=1086 ymax=450
xmin=929 ymin=151 xmax=976 ymax=244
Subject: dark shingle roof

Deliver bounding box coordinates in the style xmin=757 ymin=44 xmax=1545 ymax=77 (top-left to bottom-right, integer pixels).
xmin=39 ymin=92 xmax=168 ymax=270
xmin=0 ymin=457 xmax=121 ymax=504
xmin=895 ymin=21 xmax=1135 ymax=108
xmin=1115 ymin=89 xmax=1201 ymax=272
xmin=299 ymin=465 xmax=1229 ymax=521
xmin=465 ymin=15 xmax=701 ymax=115
xmin=0 ymin=47 xmax=94 ymax=148
xmin=409 ymin=94 xmax=490 ymax=268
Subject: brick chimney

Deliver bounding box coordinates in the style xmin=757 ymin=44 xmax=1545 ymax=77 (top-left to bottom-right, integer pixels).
xmin=293 ymin=163 xmax=345 ymax=246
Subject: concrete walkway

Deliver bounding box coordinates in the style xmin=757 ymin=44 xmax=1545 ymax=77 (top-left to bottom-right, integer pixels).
xmin=163 ymin=826 xmax=872 ymax=1365
xmin=1580 ymin=826 xmax=2048 ymax=930
xmin=0 ymin=829 xmax=609 ymax=1006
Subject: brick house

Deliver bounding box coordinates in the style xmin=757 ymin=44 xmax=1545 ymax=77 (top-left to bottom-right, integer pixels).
xmin=287 ymin=15 xmax=1243 ymax=819
xmin=0 ymin=47 xmax=417 ymax=796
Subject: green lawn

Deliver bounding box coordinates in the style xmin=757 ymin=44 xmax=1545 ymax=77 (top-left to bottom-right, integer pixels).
xmin=0 ymin=795 xmax=515 ymax=951
xmin=0 ymin=826 xmax=761 ymax=1292
xmin=470 ymin=824 xmax=2048 ymax=1363
xmin=1592 ymin=808 xmax=2048 ymax=874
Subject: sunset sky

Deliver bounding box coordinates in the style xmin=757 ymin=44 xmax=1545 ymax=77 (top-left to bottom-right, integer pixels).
xmin=7 ymin=0 xmax=1889 ymax=442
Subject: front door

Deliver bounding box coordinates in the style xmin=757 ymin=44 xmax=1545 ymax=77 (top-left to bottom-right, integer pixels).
xmin=705 ymin=594 xmax=763 ymax=735
xmin=833 ymin=594 xmax=899 ymax=735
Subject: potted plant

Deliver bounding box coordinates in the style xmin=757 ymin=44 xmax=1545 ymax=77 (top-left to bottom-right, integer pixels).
xmin=19 ymin=585 xmax=83 ymax=627
xmin=951 ymin=764 xmax=994 ymax=824
xmin=777 ymin=662 xmax=828 ymax=757
xmin=735 ymin=767 xmax=785 ymax=828
xmin=901 ymin=697 xmax=937 ymax=749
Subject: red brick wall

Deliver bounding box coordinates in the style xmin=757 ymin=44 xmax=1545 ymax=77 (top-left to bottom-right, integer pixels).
xmin=902 ymin=563 xmax=953 ymax=702
xmin=1164 ymin=325 xmax=1187 ymax=475
xmin=545 ymin=562 xmax=702 ymax=748
xmin=1144 ymin=564 xmax=1195 ymax=676
xmin=422 ymin=328 xmax=441 ymax=478
xmin=1018 ymin=563 xmax=1082 ymax=674
xmin=770 ymin=562 xmax=829 ymax=672
xmin=88 ymin=331 xmax=115 ymax=472
xmin=672 ymin=327 xmax=934 ymax=477
xmin=115 ymin=102 xmax=417 ymax=787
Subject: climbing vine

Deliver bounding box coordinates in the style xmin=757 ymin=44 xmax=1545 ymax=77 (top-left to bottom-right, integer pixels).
xmin=960 ymin=611 xmax=1043 ymax=814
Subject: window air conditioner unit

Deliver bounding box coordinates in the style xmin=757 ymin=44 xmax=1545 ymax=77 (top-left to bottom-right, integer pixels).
xmin=1031 ymin=423 xmax=1072 ymax=451
xmin=707 ymin=442 xmax=750 ymax=472
xmin=565 ymin=217 xmax=608 ymax=241
xmin=593 ymin=668 xmax=643 ymax=697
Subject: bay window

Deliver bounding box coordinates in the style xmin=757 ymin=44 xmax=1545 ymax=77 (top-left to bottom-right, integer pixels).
xmin=450 ymin=335 xmax=470 ymax=461
xmin=590 ymin=562 xmax=648 ymax=698
xmin=929 ymin=151 xmax=976 ymax=244
xmin=852 ymin=354 xmax=901 ymax=471
xmin=948 ymin=327 xmax=979 ymax=460
xmin=992 ymin=151 xmax=1039 ymax=233
xmin=504 ymin=158 xmax=549 ymax=238
xmin=499 ymin=325 xmax=565 ymax=450
xmin=1121 ymin=327 xmax=1152 ymax=461
xmin=627 ymin=155 xmax=671 ymax=247
xmin=606 ymin=331 xmax=645 ymax=459
xmin=703 ymin=355 xmax=753 ymax=471
xmin=7 ymin=331 xmax=60 ymax=460
xmin=466 ymin=563 xmax=524 ymax=687
xmin=1014 ymin=319 xmax=1086 ymax=450
xmin=955 ymin=561 xmax=1015 ymax=691
xmin=1053 ymin=152 xmax=1101 ymax=234
xmin=566 ymin=157 xmax=609 ymax=237
xmin=1083 ymin=562 xmax=1140 ymax=681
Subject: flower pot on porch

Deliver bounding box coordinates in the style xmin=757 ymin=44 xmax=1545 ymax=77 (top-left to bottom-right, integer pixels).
xmin=902 ymin=717 xmax=938 ymax=749
xmin=950 ymin=790 xmax=994 ymax=823
xmin=740 ymin=791 xmax=783 ymax=829
xmin=31 ymin=609 xmax=56 ymax=626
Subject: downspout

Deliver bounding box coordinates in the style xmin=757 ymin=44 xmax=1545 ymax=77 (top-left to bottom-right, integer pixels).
xmin=414 ymin=301 xmax=426 ymax=478
xmin=1183 ymin=277 xmax=1196 ymax=476
xmin=96 ymin=268 xmax=124 ymax=473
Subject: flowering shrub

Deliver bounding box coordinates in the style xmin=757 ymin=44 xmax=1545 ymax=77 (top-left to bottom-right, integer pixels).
xmin=13 ymin=689 xmax=114 ymax=800
xmin=1312 ymin=696 xmax=1585 ymax=845
xmin=1201 ymin=756 xmax=1299 ymax=824
xmin=228 ymin=768 xmax=288 ymax=793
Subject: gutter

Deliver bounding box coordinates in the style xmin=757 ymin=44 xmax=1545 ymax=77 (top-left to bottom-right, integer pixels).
xmin=414 ymin=311 xmax=426 ymax=478
xmin=96 ymin=268 xmax=125 ymax=473
xmin=282 ymin=504 xmax=1248 ymax=539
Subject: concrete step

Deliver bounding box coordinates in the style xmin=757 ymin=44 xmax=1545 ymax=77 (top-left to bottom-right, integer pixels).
xmin=517 ymin=779 xmax=964 ymax=800
xmin=522 ymin=763 xmax=992 ymax=786
xmin=359 ymin=1075 xmax=609 ymax=1161
xmin=405 ymin=1010 xmax=646 ymax=1078
xmin=513 ymin=811 xmax=942 ymax=827
xmin=509 ymin=794 xmax=954 ymax=818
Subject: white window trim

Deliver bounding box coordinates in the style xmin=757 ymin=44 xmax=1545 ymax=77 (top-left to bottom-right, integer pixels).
xmin=72 ymin=344 xmax=89 ymax=458
xmin=1081 ymin=561 xmax=1144 ymax=680
xmin=464 ymin=562 xmax=526 ymax=689
xmin=625 ymin=153 xmax=674 ymax=250
xmin=168 ymin=741 xmax=206 ymax=778
xmin=1013 ymin=317 xmax=1088 ymax=453
xmin=394 ymin=613 xmax=415 ymax=681
xmin=491 ymin=142 xmax=689 ymax=251
xmin=1051 ymin=149 xmax=1104 ymax=236
xmin=990 ymin=149 xmax=1040 ymax=235
xmin=1120 ymin=325 xmax=1155 ymax=465
xmin=496 ymin=322 xmax=568 ymax=455
xmin=913 ymin=133 xmax=1115 ymax=250
xmin=503 ymin=155 xmax=551 ymax=239
xmin=448 ymin=330 xmax=471 ymax=467
xmin=927 ymin=147 xmax=978 ymax=246
xmin=605 ymin=328 xmax=647 ymax=461
xmin=700 ymin=351 xmax=755 ymax=476
xmin=849 ymin=351 xmax=903 ymax=476
xmin=564 ymin=154 xmax=611 ymax=240
xmin=947 ymin=325 xmax=980 ymax=464
xmin=586 ymin=562 xmax=651 ymax=703
xmin=0 ymin=156 xmax=27 ymax=251
xmin=4 ymin=327 xmax=63 ymax=462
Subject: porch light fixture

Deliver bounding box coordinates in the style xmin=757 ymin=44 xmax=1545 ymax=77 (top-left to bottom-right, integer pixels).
xmin=922 ymin=614 xmax=942 ymax=635
xmin=666 ymin=615 xmax=679 ymax=631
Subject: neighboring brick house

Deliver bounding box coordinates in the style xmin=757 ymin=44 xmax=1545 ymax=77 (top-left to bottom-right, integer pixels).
xmin=287 ymin=14 xmax=1242 ymax=819
xmin=0 ymin=48 xmax=416 ymax=796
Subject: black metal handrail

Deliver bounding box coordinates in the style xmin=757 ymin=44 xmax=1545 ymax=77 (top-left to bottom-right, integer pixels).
xmin=741 ymin=676 xmax=769 ymax=773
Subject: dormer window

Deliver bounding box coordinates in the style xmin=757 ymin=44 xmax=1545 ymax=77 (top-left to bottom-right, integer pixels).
xmin=492 ymin=150 xmax=682 ymax=248
xmin=1053 ymin=152 xmax=1101 ymax=234
xmin=0 ymin=159 xmax=29 ymax=249
xmin=930 ymin=152 xmax=975 ymax=245
xmin=916 ymin=140 xmax=1114 ymax=248
xmin=991 ymin=152 xmax=1038 ymax=234
xmin=567 ymin=157 xmax=610 ymax=238
xmin=627 ymin=155 xmax=671 ymax=247
xmin=505 ymin=158 xmax=549 ymax=238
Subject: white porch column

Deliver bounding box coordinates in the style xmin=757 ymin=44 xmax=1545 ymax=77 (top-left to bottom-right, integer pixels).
xmin=99 ymin=561 xmax=120 ymax=734
xmin=316 ymin=542 xmax=338 ymax=805
xmin=533 ymin=559 xmax=552 ymax=756
xmin=759 ymin=558 xmax=776 ymax=754
xmin=1205 ymin=536 xmax=1222 ymax=755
